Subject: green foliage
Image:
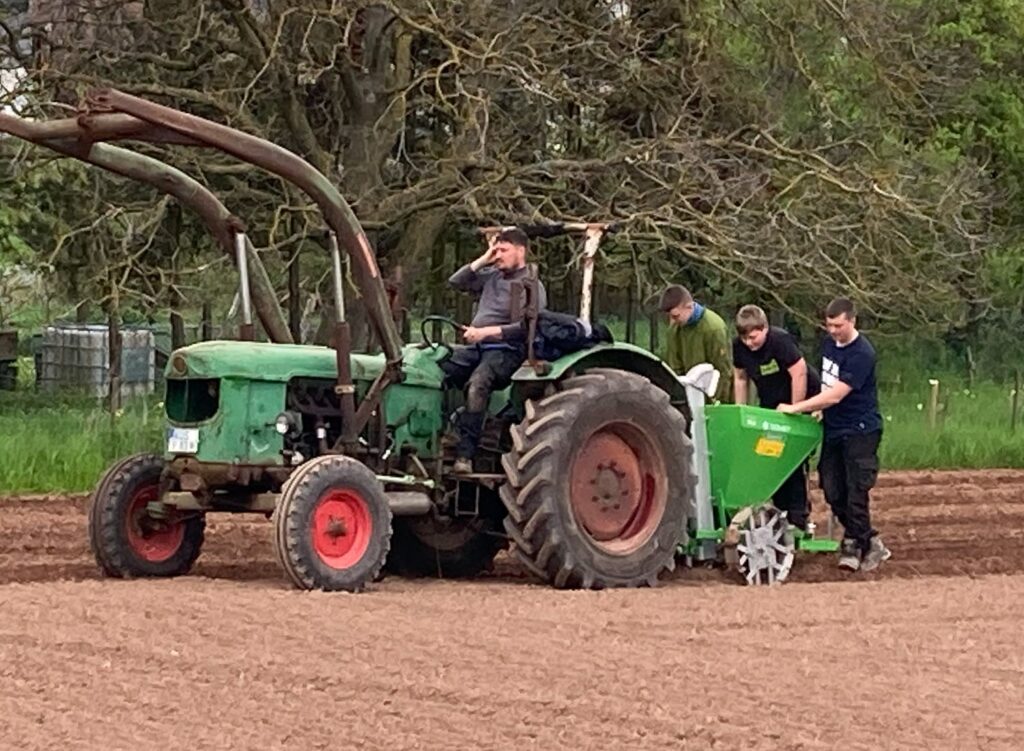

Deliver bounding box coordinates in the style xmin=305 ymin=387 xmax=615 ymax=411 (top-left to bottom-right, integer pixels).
xmin=879 ymin=379 xmax=1024 ymax=469
xmin=2 ymin=0 xmax=1024 ymax=390
xmin=1 ymin=369 xmax=1020 ymax=494
xmin=0 ymin=392 xmax=163 ymax=492
xmin=1 ymin=323 xmax=1022 ymax=493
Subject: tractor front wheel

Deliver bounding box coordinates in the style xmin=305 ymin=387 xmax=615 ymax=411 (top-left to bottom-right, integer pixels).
xmin=272 ymin=455 xmax=392 ymax=592
xmin=88 ymin=453 xmax=205 ymax=578
xmin=500 ymin=369 xmax=694 ymax=589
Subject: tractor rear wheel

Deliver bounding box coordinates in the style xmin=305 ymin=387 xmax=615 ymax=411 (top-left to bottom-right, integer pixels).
xmin=88 ymin=453 xmax=205 ymax=578
xmin=387 ymin=493 xmax=505 ymax=579
xmin=272 ymin=455 xmax=392 ymax=592
xmin=500 ymin=369 xmax=693 ymax=589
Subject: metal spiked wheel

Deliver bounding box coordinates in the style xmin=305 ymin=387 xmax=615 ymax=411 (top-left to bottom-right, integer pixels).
xmin=725 ymin=504 xmax=795 ymax=586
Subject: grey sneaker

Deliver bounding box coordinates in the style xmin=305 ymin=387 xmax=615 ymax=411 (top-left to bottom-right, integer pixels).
xmin=860 ymin=536 xmax=892 ymax=572
xmin=838 ymin=538 xmax=861 ymax=571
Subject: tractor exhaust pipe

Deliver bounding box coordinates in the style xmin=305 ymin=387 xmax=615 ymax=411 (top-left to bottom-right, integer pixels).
xmin=234 ymin=231 xmax=255 ymax=341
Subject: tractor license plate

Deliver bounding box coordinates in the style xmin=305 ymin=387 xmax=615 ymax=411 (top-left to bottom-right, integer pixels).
xmin=166 ymin=427 xmax=199 ymax=454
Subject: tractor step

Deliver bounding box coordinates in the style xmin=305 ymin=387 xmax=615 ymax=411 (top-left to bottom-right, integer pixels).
xmin=454 ymin=473 xmax=505 ymax=489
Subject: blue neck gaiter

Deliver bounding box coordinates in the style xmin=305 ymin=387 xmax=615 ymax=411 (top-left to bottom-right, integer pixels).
xmin=687 ymin=301 xmax=705 ymax=327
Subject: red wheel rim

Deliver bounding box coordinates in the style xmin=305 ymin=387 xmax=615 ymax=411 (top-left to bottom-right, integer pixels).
xmin=569 ymin=423 xmax=667 ymax=555
xmin=311 ymin=490 xmax=373 ymax=569
xmin=125 ymin=483 xmax=185 ymax=563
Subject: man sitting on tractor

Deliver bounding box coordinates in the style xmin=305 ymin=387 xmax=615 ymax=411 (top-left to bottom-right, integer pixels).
xmin=444 ymin=227 xmax=547 ymax=474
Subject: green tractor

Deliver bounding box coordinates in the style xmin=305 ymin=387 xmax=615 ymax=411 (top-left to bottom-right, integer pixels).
xmin=6 ymin=90 xmax=835 ymax=591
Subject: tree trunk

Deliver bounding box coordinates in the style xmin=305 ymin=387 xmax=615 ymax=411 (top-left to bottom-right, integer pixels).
xmin=166 ymin=202 xmax=187 ymax=350
xmin=386 ymin=262 xmax=409 ymax=341
xmin=625 ymin=282 xmax=636 ymax=343
xmin=201 ymin=302 xmax=212 ymax=341
xmin=170 ymin=310 xmax=186 ymax=350
xmin=454 ymin=231 xmax=473 ymax=325
xmin=430 ymin=235 xmax=447 ymax=341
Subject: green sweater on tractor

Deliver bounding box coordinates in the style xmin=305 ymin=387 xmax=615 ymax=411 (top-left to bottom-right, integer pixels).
xmin=663 ymin=307 xmax=734 ymax=403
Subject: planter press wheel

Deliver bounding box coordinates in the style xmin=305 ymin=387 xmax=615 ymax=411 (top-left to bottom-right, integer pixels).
xmin=725 ymin=504 xmax=795 ymax=586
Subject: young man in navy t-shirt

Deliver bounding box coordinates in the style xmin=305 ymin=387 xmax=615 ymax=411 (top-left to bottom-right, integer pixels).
xmin=732 ymin=305 xmax=820 ymax=530
xmin=777 ymin=298 xmax=889 ymax=572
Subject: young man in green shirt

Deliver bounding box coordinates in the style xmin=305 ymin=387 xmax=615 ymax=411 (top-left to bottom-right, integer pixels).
xmin=659 ymin=285 xmax=733 ymax=402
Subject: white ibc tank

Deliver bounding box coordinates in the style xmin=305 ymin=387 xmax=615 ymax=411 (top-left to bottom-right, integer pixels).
xmin=39 ymin=324 xmax=155 ymax=398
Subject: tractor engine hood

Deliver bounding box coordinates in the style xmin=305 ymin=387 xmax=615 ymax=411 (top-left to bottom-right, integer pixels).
xmin=165 ymin=340 xmax=445 ymax=387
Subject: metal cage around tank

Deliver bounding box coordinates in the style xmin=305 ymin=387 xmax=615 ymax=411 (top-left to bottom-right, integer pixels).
xmin=37 ymin=323 xmax=156 ymax=398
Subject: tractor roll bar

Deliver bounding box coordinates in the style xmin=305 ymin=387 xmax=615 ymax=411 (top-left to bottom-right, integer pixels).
xmin=478 ymin=220 xmax=623 ymax=326
xmin=477 ymin=221 xmax=622 ymax=238
xmin=0 ymin=112 xmax=292 ymax=343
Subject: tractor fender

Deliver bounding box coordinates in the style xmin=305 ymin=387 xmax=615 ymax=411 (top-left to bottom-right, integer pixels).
xmin=511 ymin=343 xmax=688 ymax=404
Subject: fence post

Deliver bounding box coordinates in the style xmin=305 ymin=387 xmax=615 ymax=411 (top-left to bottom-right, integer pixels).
xmin=927 ymin=378 xmax=939 ymax=429
xmin=1012 ymin=370 xmax=1021 ymax=434
xmin=108 ymin=306 xmax=122 ymax=419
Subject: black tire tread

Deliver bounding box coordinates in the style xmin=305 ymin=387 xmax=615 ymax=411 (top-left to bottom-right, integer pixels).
xmin=88 ymin=453 xmax=205 ymax=578
xmin=272 ymin=455 xmax=392 ymax=592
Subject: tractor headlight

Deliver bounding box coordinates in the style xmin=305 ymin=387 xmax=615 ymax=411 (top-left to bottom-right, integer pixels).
xmin=170 ymin=354 xmax=188 ymax=376
xmin=274 ymin=411 xmax=301 ymax=436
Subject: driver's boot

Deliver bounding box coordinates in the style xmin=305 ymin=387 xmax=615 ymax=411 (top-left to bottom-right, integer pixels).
xmin=453 ymin=410 xmax=485 ymax=474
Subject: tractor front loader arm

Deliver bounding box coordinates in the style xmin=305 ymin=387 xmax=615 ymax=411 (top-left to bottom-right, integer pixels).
xmin=82 ymin=88 xmax=403 ymax=367
xmin=5 ymin=88 xmax=409 ymax=448
xmin=0 ymin=112 xmax=292 ymax=344
xmin=78 ymin=88 xmax=406 ymax=446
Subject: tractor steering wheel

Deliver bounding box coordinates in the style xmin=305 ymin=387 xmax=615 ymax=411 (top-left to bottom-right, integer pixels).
xmin=420 ymin=315 xmax=466 ymax=350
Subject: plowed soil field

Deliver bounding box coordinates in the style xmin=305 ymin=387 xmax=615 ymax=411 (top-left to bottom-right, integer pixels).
xmin=2 ymin=470 xmax=1023 ymax=750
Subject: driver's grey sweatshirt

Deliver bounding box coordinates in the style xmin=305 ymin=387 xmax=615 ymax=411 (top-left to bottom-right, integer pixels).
xmin=448 ymin=264 xmax=548 ymax=343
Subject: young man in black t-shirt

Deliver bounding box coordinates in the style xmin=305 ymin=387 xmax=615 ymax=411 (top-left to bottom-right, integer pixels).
xmin=778 ymin=298 xmax=889 ymax=572
xmin=732 ymin=305 xmax=820 ymax=530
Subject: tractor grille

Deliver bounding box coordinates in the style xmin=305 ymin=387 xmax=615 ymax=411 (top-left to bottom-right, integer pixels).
xmin=165 ymin=378 xmax=220 ymax=423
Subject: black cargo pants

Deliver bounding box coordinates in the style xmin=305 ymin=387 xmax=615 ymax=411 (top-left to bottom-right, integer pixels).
xmin=818 ymin=431 xmax=882 ymax=553
xmin=441 ymin=344 xmax=525 ymax=459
